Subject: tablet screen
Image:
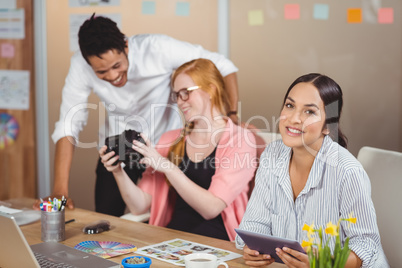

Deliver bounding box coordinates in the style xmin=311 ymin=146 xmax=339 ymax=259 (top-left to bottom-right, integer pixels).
xmin=235 ymin=228 xmax=305 ymax=264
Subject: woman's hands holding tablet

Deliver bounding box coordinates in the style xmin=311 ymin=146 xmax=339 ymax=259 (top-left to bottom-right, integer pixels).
xmin=243 ymin=245 xmax=275 ymax=267
xmin=243 ymin=246 xmax=309 ymax=267
xmin=275 ymin=247 xmax=309 ymax=268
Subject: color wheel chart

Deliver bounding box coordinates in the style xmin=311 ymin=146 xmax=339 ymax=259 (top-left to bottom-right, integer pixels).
xmin=74 ymin=241 xmax=137 ymax=258
xmin=0 ymin=113 xmax=19 ymax=149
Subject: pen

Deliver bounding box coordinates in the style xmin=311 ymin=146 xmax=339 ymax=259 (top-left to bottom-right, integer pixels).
xmin=65 ymin=219 xmax=75 ymax=224
xmin=59 ymin=199 xmax=67 ymax=211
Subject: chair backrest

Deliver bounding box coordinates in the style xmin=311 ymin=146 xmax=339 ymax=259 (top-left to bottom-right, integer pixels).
xmin=357 ymin=146 xmax=402 ymax=267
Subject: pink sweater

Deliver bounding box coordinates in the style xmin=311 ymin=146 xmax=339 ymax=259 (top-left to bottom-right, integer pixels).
xmin=138 ymin=119 xmax=257 ymax=241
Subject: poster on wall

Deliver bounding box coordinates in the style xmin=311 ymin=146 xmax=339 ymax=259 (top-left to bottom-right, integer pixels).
xmin=0 ymin=70 xmax=30 ymax=110
xmin=0 ymin=9 xmax=25 ymax=39
xmin=0 ymin=0 xmax=16 ymax=9
xmin=0 ymin=113 xmax=19 ymax=150
xmin=69 ymin=0 xmax=120 ymax=7
xmin=69 ymin=13 xmax=122 ymax=52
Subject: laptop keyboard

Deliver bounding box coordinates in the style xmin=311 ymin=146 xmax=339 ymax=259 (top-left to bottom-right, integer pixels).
xmin=34 ymin=252 xmax=77 ymax=268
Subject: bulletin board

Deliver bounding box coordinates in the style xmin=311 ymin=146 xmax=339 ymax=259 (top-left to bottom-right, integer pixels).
xmin=230 ymin=0 xmax=402 ymax=155
xmin=46 ymin=0 xmax=219 ymax=211
xmin=0 ymin=0 xmax=36 ymax=200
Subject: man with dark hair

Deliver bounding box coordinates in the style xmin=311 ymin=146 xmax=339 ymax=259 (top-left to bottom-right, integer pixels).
xmin=33 ymin=14 xmax=240 ymax=216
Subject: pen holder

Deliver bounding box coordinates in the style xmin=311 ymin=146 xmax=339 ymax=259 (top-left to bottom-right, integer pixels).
xmin=41 ymin=210 xmax=65 ymax=242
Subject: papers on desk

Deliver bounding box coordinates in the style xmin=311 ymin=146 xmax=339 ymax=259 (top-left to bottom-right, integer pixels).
xmin=0 ymin=206 xmax=41 ymax=225
xmin=136 ymin=238 xmax=242 ymax=266
xmin=0 ymin=205 xmax=22 ymax=214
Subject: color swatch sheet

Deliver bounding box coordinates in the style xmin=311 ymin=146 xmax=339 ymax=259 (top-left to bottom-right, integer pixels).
xmin=74 ymin=241 xmax=137 ymax=258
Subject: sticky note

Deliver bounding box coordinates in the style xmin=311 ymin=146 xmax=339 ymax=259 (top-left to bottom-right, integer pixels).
xmin=1 ymin=43 xmax=15 ymax=58
xmin=347 ymin=8 xmax=362 ymax=23
xmin=248 ymin=10 xmax=264 ymax=26
xmin=285 ymin=4 xmax=300 ymax=20
xmin=378 ymin=8 xmax=393 ymax=24
xmin=142 ymin=1 xmax=156 ymax=15
xmin=313 ymin=4 xmax=329 ymax=20
xmin=176 ymin=2 xmax=190 ymax=16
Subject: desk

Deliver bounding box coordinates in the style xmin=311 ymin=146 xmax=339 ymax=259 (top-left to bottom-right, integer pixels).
xmin=7 ymin=198 xmax=285 ymax=267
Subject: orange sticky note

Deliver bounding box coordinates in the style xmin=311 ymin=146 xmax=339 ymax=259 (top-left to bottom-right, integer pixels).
xmin=285 ymin=4 xmax=300 ymax=20
xmin=378 ymin=8 xmax=393 ymax=24
xmin=248 ymin=10 xmax=264 ymax=26
xmin=347 ymin=8 xmax=362 ymax=24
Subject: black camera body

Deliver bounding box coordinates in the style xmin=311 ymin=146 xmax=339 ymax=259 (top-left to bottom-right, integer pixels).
xmin=104 ymin=129 xmax=146 ymax=169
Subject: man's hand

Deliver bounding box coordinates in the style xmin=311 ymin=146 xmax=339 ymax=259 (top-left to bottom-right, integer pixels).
xmin=243 ymin=245 xmax=275 ymax=267
xmin=229 ymin=113 xmax=239 ymax=125
xmin=33 ymin=195 xmax=74 ymax=210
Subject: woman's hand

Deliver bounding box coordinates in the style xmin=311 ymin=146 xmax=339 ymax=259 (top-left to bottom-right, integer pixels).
xmin=243 ymin=245 xmax=275 ymax=267
xmin=276 ymin=247 xmax=309 ymax=268
xmin=132 ymin=134 xmax=175 ymax=173
xmin=99 ymin=145 xmax=122 ymax=173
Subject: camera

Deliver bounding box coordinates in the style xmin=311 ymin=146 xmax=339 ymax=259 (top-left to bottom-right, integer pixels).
xmin=104 ymin=129 xmax=146 ymax=169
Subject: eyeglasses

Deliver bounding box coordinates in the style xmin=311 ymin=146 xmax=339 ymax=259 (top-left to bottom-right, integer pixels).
xmin=170 ymin=86 xmax=200 ymax=103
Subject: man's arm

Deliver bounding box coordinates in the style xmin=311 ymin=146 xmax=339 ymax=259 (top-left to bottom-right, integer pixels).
xmin=33 ymin=136 xmax=76 ymax=210
xmin=223 ymin=72 xmax=239 ymax=124
xmin=53 ymin=137 xmax=75 ymax=199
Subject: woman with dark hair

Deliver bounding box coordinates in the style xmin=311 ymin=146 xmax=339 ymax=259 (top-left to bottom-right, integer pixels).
xmin=99 ymin=58 xmax=257 ymax=241
xmin=236 ymin=73 xmax=388 ymax=267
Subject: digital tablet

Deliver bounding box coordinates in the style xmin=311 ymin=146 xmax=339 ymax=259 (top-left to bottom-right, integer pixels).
xmin=235 ymin=228 xmax=305 ymax=264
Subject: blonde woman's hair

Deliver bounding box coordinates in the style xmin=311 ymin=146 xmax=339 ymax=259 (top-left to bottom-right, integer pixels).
xmin=168 ymin=58 xmax=229 ymax=167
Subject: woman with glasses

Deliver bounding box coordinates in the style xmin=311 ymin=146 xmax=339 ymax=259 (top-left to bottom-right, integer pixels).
xmin=99 ymin=58 xmax=257 ymax=241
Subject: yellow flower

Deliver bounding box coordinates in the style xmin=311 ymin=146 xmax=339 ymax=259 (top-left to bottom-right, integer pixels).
xmin=325 ymin=221 xmax=338 ymax=236
xmin=302 ymin=240 xmax=312 ymax=248
xmin=301 ymin=237 xmax=315 ymax=252
xmin=302 ymin=223 xmax=315 ymax=238
xmin=344 ymin=213 xmax=357 ymax=228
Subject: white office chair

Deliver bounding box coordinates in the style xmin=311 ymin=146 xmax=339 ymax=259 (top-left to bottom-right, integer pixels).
xmin=357 ymin=146 xmax=402 ymax=267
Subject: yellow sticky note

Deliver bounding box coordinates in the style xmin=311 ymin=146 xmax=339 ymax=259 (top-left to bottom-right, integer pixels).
xmin=347 ymin=8 xmax=362 ymax=24
xmin=248 ymin=10 xmax=264 ymax=26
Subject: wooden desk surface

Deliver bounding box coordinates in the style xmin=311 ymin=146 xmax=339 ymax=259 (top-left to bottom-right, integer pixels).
xmin=7 ymin=198 xmax=285 ymax=268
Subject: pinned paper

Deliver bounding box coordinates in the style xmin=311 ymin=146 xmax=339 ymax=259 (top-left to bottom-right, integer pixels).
xmin=0 ymin=0 xmax=16 ymax=9
xmin=347 ymin=8 xmax=362 ymax=24
xmin=1 ymin=43 xmax=15 ymax=58
xmin=0 ymin=9 xmax=25 ymax=39
xmin=176 ymin=2 xmax=190 ymax=16
xmin=68 ymin=0 xmax=120 ymax=7
xmin=248 ymin=10 xmax=264 ymax=26
xmin=313 ymin=4 xmax=329 ymax=20
xmin=0 ymin=70 xmax=30 ymax=110
xmin=378 ymin=8 xmax=393 ymax=24
xmin=142 ymin=1 xmax=156 ymax=15
xmin=0 ymin=113 xmax=19 ymax=149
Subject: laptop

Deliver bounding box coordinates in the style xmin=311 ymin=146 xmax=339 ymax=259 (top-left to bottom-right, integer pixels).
xmin=0 ymin=212 xmax=119 ymax=268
